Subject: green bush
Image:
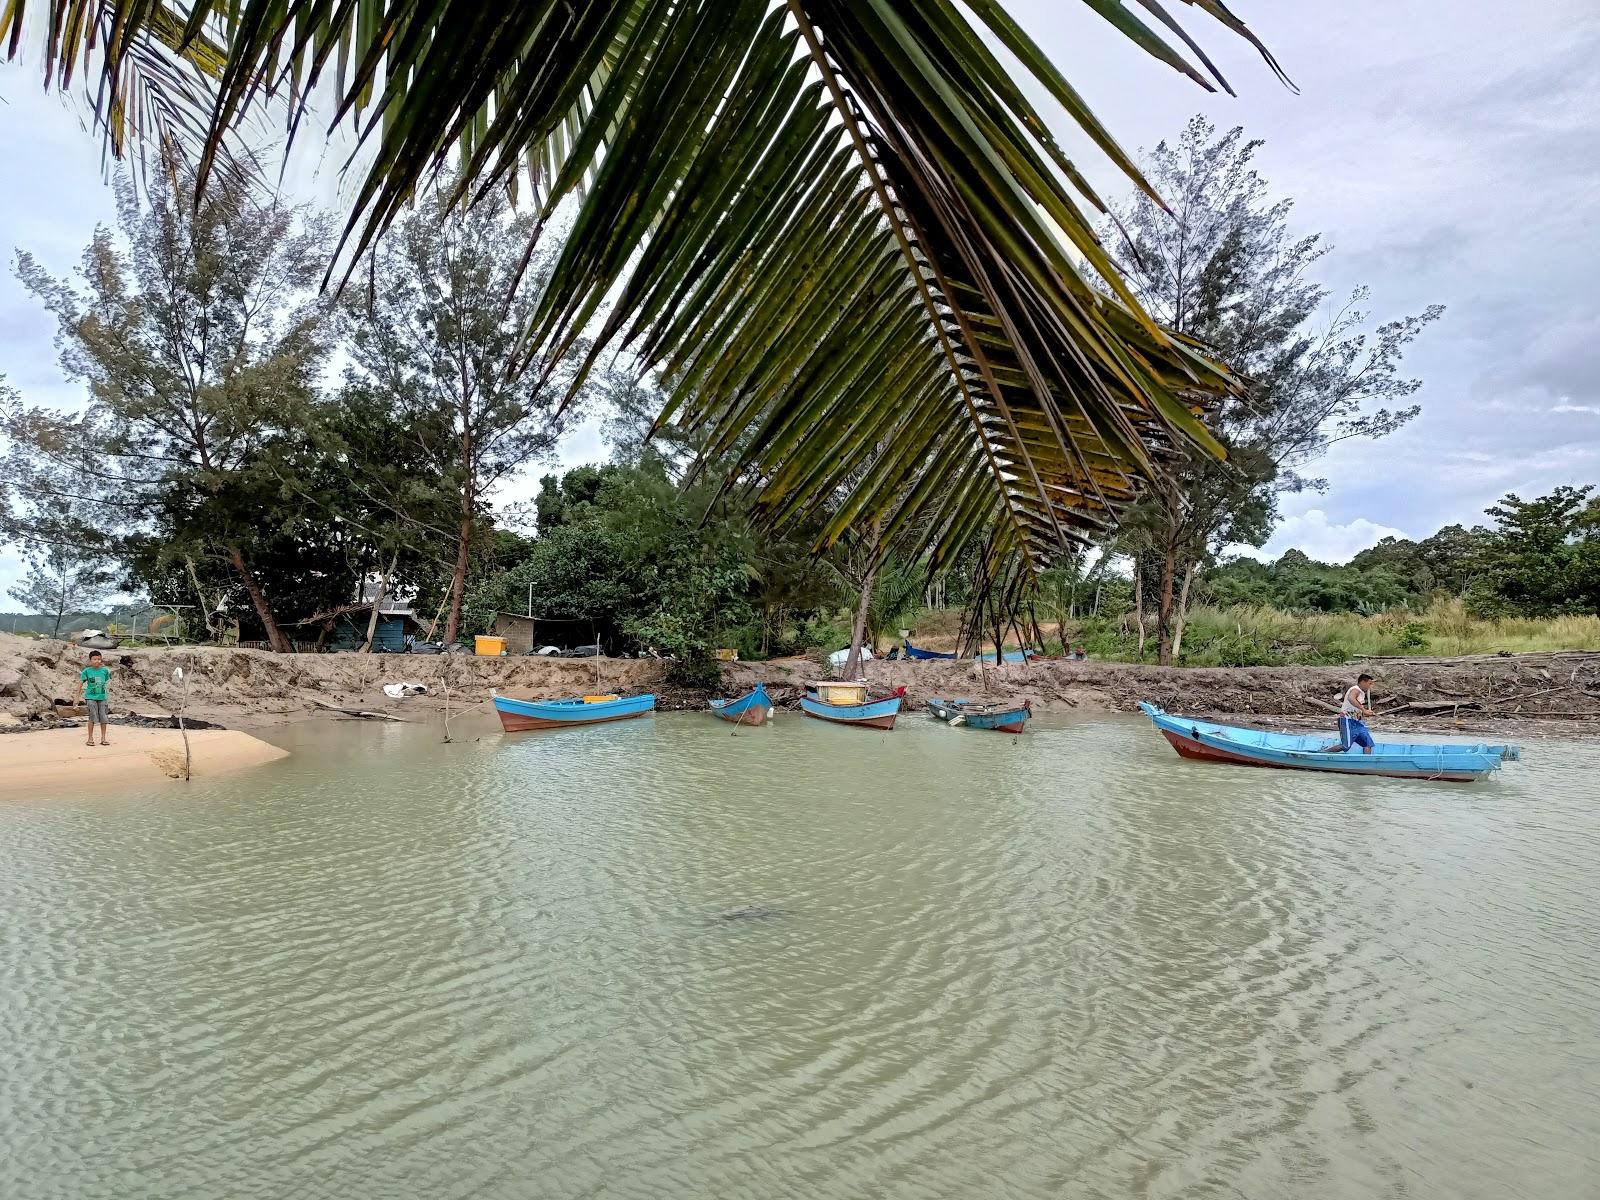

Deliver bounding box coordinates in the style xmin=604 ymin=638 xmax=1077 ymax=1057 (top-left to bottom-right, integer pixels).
xmin=1395 ymin=621 xmax=1429 ymax=651
xmin=666 ymin=653 xmax=724 ymax=690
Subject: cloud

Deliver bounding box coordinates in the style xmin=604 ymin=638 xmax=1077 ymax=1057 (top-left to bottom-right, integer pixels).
xmin=1227 ymin=509 xmax=1409 ymax=566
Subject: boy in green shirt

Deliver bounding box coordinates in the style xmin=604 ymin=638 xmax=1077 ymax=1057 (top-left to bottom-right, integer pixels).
xmin=74 ymin=650 xmax=112 ymax=747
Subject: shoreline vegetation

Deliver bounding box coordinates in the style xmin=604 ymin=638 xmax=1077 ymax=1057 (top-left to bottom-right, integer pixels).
xmin=5 ymin=634 xmax=1598 ymax=746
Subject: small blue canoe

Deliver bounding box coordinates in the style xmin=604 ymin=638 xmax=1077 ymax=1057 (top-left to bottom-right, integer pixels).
xmin=903 ymin=638 xmax=957 ymax=661
xmin=928 ymin=696 xmax=1033 ymax=733
xmin=1138 ymin=702 xmax=1520 ymax=782
xmin=709 ymin=683 xmax=773 ymax=726
xmin=973 ymin=649 xmax=1034 ymax=664
xmin=800 ymin=682 xmax=903 ymax=730
xmin=494 ymin=692 xmax=655 ymax=732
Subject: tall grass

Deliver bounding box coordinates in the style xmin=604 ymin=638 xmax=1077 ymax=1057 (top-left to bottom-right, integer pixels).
xmin=1032 ymin=597 xmax=1600 ymax=666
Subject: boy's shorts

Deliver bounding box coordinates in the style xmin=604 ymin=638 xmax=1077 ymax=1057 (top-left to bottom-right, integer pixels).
xmin=85 ymin=699 xmax=108 ymax=725
xmin=1338 ymin=716 xmax=1374 ymax=750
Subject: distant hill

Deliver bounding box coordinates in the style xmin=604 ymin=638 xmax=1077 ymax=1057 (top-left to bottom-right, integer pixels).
xmin=1 ymin=612 xmax=117 ymax=637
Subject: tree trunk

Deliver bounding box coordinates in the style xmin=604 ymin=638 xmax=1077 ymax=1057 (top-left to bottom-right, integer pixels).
xmin=227 ymin=544 xmax=292 ymax=653
xmin=1172 ymin=559 xmax=1196 ymax=663
xmin=1157 ymin=542 xmax=1178 ymax=667
xmin=443 ymin=513 xmax=472 ymax=646
xmin=360 ymin=551 xmax=400 ymax=653
xmin=844 ymin=555 xmax=879 ymax=677
xmin=1133 ymin=560 xmax=1147 ymax=659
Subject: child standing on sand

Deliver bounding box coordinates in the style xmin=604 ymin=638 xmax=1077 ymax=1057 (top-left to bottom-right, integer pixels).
xmin=73 ymin=649 xmax=112 ymax=747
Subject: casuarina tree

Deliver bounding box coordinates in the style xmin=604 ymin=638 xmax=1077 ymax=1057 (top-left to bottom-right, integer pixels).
xmin=341 ymin=180 xmax=616 ymax=644
xmin=1102 ymin=116 xmax=1443 ymax=664
xmin=10 ymin=165 xmax=331 ymax=652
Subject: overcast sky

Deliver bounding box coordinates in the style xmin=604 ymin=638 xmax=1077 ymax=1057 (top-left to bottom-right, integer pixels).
xmin=2 ymin=0 xmax=1597 ymax=599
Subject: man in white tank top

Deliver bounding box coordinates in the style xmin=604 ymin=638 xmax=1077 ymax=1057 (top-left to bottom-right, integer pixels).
xmin=1328 ymin=672 xmax=1376 ymax=754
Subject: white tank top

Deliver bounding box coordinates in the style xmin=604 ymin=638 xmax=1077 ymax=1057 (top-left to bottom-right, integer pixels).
xmin=1340 ymin=685 xmax=1368 ymax=718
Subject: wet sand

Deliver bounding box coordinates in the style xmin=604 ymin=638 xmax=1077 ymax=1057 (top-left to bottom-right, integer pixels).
xmin=0 ymin=727 xmax=288 ymax=799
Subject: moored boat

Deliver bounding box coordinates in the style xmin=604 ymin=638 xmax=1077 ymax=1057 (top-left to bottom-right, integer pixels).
xmin=927 ymin=696 xmax=1033 ymax=733
xmin=709 ymin=683 xmax=774 ymax=726
xmin=493 ymin=691 xmax=655 ymax=732
xmin=800 ymin=681 xmax=903 ymax=730
xmin=1137 ymin=702 xmax=1519 ymax=783
xmin=903 ymin=638 xmax=957 ymax=661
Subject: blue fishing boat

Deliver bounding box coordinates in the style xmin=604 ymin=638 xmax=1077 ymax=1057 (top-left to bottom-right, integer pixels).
xmin=800 ymin=681 xmax=903 ymax=730
xmin=709 ymin=683 xmax=774 ymax=726
xmin=903 ymin=638 xmax=957 ymax=661
xmin=1137 ymin=702 xmax=1519 ymax=783
xmin=493 ymin=691 xmax=655 ymax=732
xmin=927 ymin=696 xmax=1033 ymax=733
xmin=972 ymin=648 xmax=1035 ymax=664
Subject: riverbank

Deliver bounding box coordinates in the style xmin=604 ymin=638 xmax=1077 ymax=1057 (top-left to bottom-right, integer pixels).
xmin=4 ymin=633 xmax=1598 ymax=737
xmin=0 ymin=726 xmax=289 ymax=799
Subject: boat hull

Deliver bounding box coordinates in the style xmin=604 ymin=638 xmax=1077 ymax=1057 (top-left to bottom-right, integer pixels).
xmin=928 ymin=696 xmax=1031 ymax=733
xmin=709 ymin=684 xmax=772 ymax=725
xmin=903 ymin=639 xmax=956 ymax=662
xmin=1137 ymin=702 xmax=1516 ymax=783
xmin=800 ymin=691 xmax=901 ymax=729
xmin=494 ymin=693 xmax=655 ymax=732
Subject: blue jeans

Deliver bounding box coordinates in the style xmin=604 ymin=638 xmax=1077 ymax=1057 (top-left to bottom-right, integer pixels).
xmin=1338 ymin=716 xmax=1374 ymax=750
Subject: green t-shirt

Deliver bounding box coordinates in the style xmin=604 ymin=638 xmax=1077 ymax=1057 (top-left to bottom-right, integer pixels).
xmin=80 ymin=665 xmax=110 ymax=701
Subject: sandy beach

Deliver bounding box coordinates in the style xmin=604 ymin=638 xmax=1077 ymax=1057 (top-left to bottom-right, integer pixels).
xmin=0 ymin=727 xmax=289 ymax=800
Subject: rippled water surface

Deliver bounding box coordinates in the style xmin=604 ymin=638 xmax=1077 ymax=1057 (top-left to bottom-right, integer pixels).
xmin=3 ymin=711 xmax=1598 ymax=1199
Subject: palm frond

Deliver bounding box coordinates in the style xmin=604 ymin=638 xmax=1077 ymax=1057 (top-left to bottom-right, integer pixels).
xmin=3 ymin=0 xmax=1288 ymax=569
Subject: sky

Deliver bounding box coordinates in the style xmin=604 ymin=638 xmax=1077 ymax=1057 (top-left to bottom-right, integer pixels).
xmin=2 ymin=0 xmax=1597 ymax=598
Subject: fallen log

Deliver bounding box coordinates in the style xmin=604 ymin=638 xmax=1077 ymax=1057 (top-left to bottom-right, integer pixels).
xmin=1392 ymin=699 xmax=1481 ymax=714
xmin=311 ymin=700 xmax=406 ymax=722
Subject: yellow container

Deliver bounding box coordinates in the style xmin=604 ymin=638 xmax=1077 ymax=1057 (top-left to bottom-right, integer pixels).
xmin=714 ymin=648 xmax=739 ymax=661
xmin=582 ymin=694 xmax=619 ymax=704
xmin=475 ymin=636 xmax=507 ymax=657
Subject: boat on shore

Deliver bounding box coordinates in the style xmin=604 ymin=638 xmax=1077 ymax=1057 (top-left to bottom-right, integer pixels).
xmin=927 ymin=696 xmax=1033 ymax=733
xmin=709 ymin=683 xmax=774 ymax=726
xmin=903 ymin=638 xmax=957 ymax=661
xmin=1137 ymin=702 xmax=1520 ymax=782
xmin=493 ymin=692 xmax=655 ymax=732
xmin=800 ymin=681 xmax=904 ymax=730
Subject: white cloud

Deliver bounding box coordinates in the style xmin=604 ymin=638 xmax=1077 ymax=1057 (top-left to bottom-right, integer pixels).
xmin=1226 ymin=509 xmax=1409 ymax=566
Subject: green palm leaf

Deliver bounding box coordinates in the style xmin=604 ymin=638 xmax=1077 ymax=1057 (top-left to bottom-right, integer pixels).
xmin=3 ymin=0 xmax=1285 ymax=570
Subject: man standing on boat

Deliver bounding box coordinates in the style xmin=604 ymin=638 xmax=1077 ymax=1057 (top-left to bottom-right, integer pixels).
xmin=1325 ymin=672 xmax=1377 ymax=754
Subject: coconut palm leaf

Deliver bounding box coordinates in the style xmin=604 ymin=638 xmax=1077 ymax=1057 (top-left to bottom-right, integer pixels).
xmin=3 ymin=0 xmax=1285 ymax=570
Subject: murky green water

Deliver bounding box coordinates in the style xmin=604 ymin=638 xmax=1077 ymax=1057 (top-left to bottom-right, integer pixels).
xmin=2 ymin=711 xmax=1597 ymax=1199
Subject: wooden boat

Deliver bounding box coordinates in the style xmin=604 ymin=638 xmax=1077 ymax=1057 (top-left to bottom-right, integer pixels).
xmin=1137 ymin=702 xmax=1520 ymax=783
xmin=709 ymin=683 xmax=773 ymax=726
xmin=800 ymin=681 xmax=904 ymax=730
xmin=493 ymin=691 xmax=655 ymax=732
xmin=927 ymin=696 xmax=1033 ymax=733
xmin=903 ymin=638 xmax=957 ymax=661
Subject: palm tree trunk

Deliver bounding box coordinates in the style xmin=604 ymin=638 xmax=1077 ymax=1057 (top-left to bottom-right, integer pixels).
xmin=227 ymin=544 xmax=292 ymax=653
xmin=1172 ymin=560 xmax=1195 ymax=663
xmin=1157 ymin=542 xmax=1177 ymax=667
xmin=360 ymin=550 xmax=400 ymax=653
xmin=443 ymin=514 xmax=472 ymax=645
xmin=844 ymin=557 xmax=879 ymax=677
xmin=1133 ymin=559 xmax=1146 ymax=659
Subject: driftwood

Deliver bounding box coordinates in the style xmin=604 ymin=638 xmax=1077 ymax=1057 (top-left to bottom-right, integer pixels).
xmin=311 ymin=700 xmax=406 ymax=722
xmin=1300 ymin=696 xmax=1342 ymax=715
xmin=1390 ymin=699 xmax=1481 ymax=714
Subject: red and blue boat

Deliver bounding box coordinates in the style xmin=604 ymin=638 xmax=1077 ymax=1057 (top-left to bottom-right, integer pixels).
xmin=709 ymin=683 xmax=774 ymax=726
xmin=493 ymin=691 xmax=655 ymax=732
xmin=927 ymin=696 xmax=1033 ymax=733
xmin=800 ymin=681 xmax=904 ymax=730
xmin=1138 ymin=702 xmax=1519 ymax=783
